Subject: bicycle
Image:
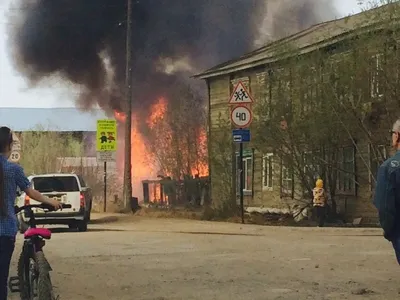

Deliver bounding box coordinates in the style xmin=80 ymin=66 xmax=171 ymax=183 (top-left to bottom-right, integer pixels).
xmin=8 ymin=203 xmax=71 ymax=300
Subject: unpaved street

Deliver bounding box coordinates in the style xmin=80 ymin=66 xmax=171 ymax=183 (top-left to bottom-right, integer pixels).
xmin=8 ymin=216 xmax=400 ymax=300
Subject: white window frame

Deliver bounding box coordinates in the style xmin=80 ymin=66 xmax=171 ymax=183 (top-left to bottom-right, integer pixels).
xmin=281 ymin=164 xmax=293 ymax=195
xmin=243 ymin=156 xmax=253 ymax=192
xmin=371 ymin=53 xmax=384 ymax=99
xmin=337 ymin=146 xmax=356 ymax=194
xmin=262 ymin=153 xmax=273 ymax=191
xmin=236 ymin=154 xmax=253 ymax=194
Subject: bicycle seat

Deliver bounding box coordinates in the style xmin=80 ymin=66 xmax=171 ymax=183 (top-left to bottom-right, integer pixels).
xmin=24 ymin=228 xmax=52 ymax=240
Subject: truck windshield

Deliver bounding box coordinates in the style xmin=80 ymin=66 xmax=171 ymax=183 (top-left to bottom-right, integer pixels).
xmin=32 ymin=176 xmax=80 ymax=193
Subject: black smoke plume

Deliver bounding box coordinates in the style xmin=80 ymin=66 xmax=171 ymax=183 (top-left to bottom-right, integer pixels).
xmin=8 ymin=0 xmax=338 ymax=113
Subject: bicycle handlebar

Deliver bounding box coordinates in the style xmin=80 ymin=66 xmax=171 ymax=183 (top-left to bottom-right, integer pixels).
xmin=14 ymin=203 xmax=72 ymax=214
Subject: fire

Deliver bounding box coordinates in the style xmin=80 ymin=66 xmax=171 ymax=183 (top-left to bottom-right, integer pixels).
xmin=130 ymin=116 xmax=158 ymax=196
xmin=114 ymin=111 xmax=126 ymax=122
xmin=114 ymin=97 xmax=208 ymax=201
xmin=147 ymin=98 xmax=167 ymax=128
xmin=194 ymin=129 xmax=208 ymax=177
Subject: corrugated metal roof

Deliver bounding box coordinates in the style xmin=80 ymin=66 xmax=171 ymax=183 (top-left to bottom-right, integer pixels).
xmin=195 ymin=3 xmax=398 ymax=79
xmin=0 ymin=107 xmax=111 ymax=132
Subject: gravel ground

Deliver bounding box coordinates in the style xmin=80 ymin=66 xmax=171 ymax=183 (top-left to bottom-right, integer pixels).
xmin=8 ymin=216 xmax=400 ymax=300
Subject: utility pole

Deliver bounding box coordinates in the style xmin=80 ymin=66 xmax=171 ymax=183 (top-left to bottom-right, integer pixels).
xmin=123 ymin=0 xmax=133 ymax=209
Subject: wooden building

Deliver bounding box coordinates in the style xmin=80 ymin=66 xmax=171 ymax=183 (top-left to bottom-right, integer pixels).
xmin=195 ymin=4 xmax=400 ymax=222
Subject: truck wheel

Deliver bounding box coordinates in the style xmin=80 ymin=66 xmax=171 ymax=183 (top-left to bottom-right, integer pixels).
xmin=77 ymin=220 xmax=88 ymax=232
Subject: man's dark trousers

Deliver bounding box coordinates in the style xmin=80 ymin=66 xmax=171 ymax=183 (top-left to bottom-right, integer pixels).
xmin=0 ymin=237 xmax=15 ymax=300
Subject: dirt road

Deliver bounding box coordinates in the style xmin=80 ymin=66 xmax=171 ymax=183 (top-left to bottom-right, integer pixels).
xmin=8 ymin=216 xmax=400 ymax=300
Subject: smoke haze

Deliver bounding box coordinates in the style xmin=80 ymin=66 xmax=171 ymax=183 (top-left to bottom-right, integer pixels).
xmin=256 ymin=0 xmax=339 ymax=45
xmin=8 ymin=0 xmax=338 ymax=112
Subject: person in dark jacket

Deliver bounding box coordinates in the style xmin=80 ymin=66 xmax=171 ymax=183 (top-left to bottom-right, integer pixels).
xmin=373 ymin=119 xmax=400 ymax=264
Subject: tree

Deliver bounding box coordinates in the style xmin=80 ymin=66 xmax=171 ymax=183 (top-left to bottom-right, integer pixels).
xmin=20 ymin=128 xmax=83 ymax=175
xmin=253 ymin=1 xmax=400 ymax=216
xmin=143 ymin=83 xmax=208 ymax=180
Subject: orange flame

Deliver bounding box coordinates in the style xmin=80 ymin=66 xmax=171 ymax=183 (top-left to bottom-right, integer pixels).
xmin=114 ymin=97 xmax=208 ymax=201
xmin=194 ymin=129 xmax=208 ymax=177
xmin=130 ymin=116 xmax=158 ymax=198
xmin=147 ymin=98 xmax=167 ymax=128
xmin=114 ymin=111 xmax=126 ymax=122
xmin=148 ymin=182 xmax=162 ymax=203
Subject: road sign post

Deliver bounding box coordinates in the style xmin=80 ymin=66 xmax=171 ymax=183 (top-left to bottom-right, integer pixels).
xmin=9 ymin=132 xmax=21 ymax=163
xmin=228 ymin=81 xmax=254 ymax=224
xmin=104 ymin=161 xmax=107 ymax=212
xmin=238 ymin=141 xmax=244 ymax=223
xmin=233 ymin=128 xmax=251 ymax=224
xmin=96 ymin=119 xmax=117 ymax=212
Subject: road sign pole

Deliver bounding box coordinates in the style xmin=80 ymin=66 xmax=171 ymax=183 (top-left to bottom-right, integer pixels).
xmin=96 ymin=119 xmax=117 ymax=213
xmin=228 ymin=80 xmax=253 ymax=224
xmin=239 ymin=140 xmax=244 ymax=224
xmin=103 ymin=161 xmax=107 ymax=213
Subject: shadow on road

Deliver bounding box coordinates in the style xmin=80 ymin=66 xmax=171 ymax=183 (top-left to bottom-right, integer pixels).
xmin=87 ymin=228 xmax=126 ymax=232
xmin=327 ymin=234 xmax=383 ymax=237
xmin=49 ymin=227 xmax=126 ymax=234
xmin=89 ymin=216 xmax=120 ymax=224
xmin=174 ymin=231 xmax=263 ymax=237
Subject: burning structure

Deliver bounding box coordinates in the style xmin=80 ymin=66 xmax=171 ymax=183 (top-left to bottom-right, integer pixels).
xmin=7 ymin=0 xmax=338 ymax=201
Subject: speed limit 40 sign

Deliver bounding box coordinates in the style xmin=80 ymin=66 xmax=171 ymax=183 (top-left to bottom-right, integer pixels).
xmin=231 ymin=105 xmax=253 ymax=128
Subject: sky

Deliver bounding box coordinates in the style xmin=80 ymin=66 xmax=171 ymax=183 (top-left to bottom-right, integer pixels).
xmin=0 ymin=0 xmax=362 ymax=109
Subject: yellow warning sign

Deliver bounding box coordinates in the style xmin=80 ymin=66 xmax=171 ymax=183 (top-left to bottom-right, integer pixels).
xmin=96 ymin=120 xmax=117 ymax=152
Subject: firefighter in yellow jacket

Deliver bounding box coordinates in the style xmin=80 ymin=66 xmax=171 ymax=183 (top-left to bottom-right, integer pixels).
xmin=313 ymin=179 xmax=327 ymax=227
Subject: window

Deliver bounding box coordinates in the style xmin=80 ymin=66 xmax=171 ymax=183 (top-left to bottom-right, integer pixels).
xmin=301 ymin=67 xmax=317 ymax=114
xmin=275 ymin=68 xmax=292 ymax=117
xmin=78 ymin=175 xmax=87 ymax=187
xmin=244 ymin=157 xmax=253 ymax=192
xmin=371 ymin=53 xmax=384 ymax=98
xmin=256 ymin=71 xmax=272 ymax=120
xmin=303 ymin=151 xmax=322 ymax=181
xmin=32 ymin=176 xmax=80 ymax=193
xmin=281 ymin=163 xmax=293 ymax=195
xmin=369 ymin=144 xmax=387 ymax=190
xmin=262 ymin=154 xmax=273 ymax=190
xmin=236 ymin=154 xmax=253 ymax=194
xmin=338 ymin=146 xmax=356 ymax=194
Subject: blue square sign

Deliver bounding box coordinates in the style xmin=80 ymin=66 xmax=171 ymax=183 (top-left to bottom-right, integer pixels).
xmin=232 ymin=129 xmax=250 ymax=143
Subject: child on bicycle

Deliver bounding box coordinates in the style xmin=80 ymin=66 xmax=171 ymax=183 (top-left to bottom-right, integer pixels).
xmin=0 ymin=126 xmax=62 ymax=300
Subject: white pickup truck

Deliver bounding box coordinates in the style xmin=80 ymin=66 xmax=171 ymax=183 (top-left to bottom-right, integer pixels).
xmin=16 ymin=173 xmax=93 ymax=232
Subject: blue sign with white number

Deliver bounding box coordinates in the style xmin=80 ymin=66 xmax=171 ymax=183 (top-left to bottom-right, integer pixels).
xmin=232 ymin=129 xmax=251 ymax=143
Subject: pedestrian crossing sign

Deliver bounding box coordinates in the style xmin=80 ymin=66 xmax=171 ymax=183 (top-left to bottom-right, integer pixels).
xmin=96 ymin=119 xmax=117 ymax=152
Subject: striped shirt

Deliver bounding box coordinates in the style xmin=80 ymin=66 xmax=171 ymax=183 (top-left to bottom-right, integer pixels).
xmin=0 ymin=155 xmax=30 ymax=237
